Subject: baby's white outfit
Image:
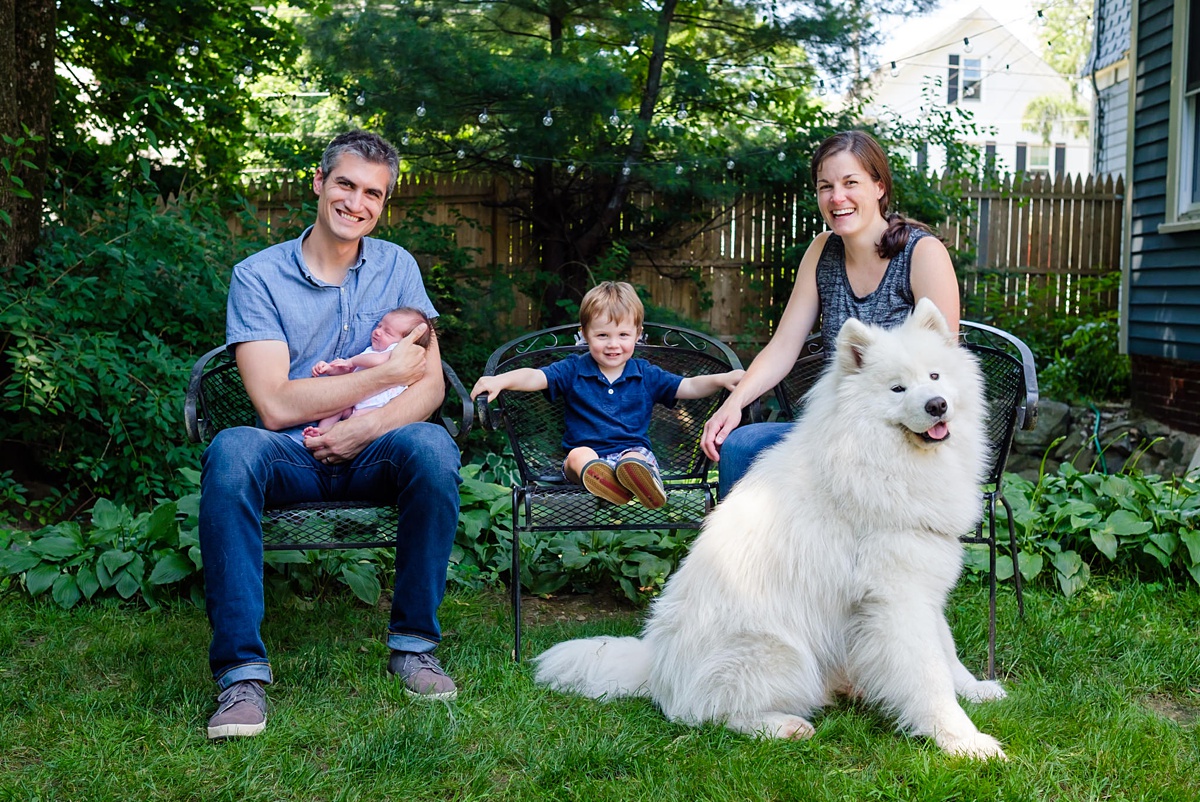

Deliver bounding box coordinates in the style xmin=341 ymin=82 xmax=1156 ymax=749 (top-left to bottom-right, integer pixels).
xmin=353 ymin=342 xmax=408 ymax=411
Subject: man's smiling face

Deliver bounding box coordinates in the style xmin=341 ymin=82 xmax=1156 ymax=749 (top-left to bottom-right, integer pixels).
xmin=312 ymin=152 xmax=392 ymax=243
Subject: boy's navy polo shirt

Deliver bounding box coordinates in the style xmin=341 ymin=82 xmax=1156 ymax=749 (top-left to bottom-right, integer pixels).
xmin=541 ymin=353 xmax=683 ymax=454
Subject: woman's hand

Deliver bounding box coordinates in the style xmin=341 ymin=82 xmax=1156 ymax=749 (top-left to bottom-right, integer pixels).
xmin=701 ymin=398 xmax=744 ymax=462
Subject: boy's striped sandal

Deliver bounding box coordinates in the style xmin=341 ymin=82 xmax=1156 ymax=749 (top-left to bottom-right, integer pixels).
xmin=581 ymin=459 xmax=633 ymax=505
xmin=615 ymin=456 xmax=667 ymax=510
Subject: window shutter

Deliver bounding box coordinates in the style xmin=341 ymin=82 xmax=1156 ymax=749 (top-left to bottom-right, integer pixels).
xmin=947 ymin=55 xmax=960 ymax=104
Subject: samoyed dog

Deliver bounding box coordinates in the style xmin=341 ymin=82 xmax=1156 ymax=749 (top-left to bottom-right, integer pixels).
xmin=534 ymin=298 xmax=1008 ymax=760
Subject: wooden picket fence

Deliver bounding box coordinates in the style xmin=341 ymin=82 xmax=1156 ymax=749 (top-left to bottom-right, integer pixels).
xmin=246 ymin=171 xmax=1123 ymax=341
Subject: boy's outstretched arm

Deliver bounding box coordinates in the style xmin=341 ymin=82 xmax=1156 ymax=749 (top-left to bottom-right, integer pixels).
xmin=674 ymin=369 xmax=745 ymax=400
xmin=470 ymin=367 xmax=549 ymax=402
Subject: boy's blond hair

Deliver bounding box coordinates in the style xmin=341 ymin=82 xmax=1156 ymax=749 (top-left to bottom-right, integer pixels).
xmin=578 ymin=281 xmax=644 ymax=332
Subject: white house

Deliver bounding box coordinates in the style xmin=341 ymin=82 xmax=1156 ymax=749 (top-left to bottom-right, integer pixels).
xmin=859 ymin=5 xmax=1092 ymax=177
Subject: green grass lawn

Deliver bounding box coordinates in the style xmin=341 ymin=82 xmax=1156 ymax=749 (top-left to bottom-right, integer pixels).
xmin=1 ymin=578 xmax=1198 ymax=801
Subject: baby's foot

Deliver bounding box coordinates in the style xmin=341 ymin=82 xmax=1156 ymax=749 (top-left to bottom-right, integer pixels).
xmin=302 ymin=426 xmax=324 ymax=439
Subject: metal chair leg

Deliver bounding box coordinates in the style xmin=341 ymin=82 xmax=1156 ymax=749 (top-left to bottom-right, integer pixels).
xmin=999 ymin=491 xmax=1025 ymax=619
xmin=511 ymin=487 xmax=522 ymax=663
xmin=985 ymin=494 xmax=997 ymax=681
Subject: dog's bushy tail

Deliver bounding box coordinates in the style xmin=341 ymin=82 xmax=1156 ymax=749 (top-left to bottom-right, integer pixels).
xmin=533 ymin=636 xmax=652 ymax=699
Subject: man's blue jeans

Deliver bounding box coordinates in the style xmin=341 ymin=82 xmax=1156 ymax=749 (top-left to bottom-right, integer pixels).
xmin=716 ymin=422 xmax=791 ymax=499
xmin=199 ymin=422 xmax=461 ymax=689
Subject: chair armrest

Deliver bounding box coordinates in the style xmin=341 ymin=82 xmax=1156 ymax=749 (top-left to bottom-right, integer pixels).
xmin=185 ymin=345 xmax=233 ymax=444
xmin=960 ymin=320 xmax=1040 ymax=431
xmin=438 ymin=360 xmax=474 ymax=449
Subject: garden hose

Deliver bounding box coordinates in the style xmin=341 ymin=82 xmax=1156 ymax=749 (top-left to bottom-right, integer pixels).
xmin=1090 ymin=403 xmax=1108 ymax=474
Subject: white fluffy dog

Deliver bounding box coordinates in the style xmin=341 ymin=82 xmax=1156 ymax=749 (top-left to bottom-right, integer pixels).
xmin=534 ymin=298 xmax=1008 ymax=760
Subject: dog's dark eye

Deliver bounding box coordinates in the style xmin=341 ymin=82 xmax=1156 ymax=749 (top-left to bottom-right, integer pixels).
xmin=930 ymin=373 xmax=939 ymax=381
xmin=891 ymin=385 xmax=905 ymax=393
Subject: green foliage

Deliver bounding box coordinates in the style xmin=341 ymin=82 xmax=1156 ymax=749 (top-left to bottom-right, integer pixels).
xmin=973 ymin=462 xmax=1200 ymax=596
xmin=0 ymin=496 xmax=203 ymax=610
xmin=54 ymin=0 xmax=302 ymax=194
xmin=0 ymin=132 xmax=41 ymax=229
xmin=965 ymin=270 xmax=1127 ymax=403
xmin=0 ymin=161 xmax=273 ymax=516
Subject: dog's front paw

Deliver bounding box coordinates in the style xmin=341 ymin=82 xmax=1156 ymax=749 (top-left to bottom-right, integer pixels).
xmin=728 ymin=712 xmax=816 ymax=740
xmin=939 ymin=731 xmax=1008 ymax=761
xmin=959 ymin=679 xmax=1007 ymax=703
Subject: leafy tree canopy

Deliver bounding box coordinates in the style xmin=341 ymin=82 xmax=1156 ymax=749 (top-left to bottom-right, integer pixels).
xmin=303 ymin=0 xmax=872 ymax=318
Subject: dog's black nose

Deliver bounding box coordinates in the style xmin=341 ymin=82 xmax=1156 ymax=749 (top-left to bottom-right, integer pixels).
xmin=925 ymin=397 xmax=947 ymax=417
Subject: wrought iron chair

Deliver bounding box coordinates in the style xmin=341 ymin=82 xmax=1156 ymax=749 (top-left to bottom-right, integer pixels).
xmin=185 ymin=345 xmax=473 ymax=549
xmin=475 ymin=323 xmax=748 ymax=661
xmin=771 ymin=322 xmax=1039 ymax=679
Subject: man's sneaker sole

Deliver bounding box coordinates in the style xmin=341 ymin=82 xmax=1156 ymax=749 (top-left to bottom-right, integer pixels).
xmin=403 ymin=686 xmax=458 ymax=702
xmin=207 ymin=719 xmax=267 ymax=739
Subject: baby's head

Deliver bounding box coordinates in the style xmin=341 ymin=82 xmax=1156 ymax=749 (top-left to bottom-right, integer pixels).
xmin=578 ymin=281 xmax=643 ymax=369
xmin=371 ymin=307 xmax=435 ymax=351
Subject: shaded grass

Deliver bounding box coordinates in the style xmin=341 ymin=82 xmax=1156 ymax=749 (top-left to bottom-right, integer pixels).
xmin=1 ymin=578 xmax=1198 ymax=801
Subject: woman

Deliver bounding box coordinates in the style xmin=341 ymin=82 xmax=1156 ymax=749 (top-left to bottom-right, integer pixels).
xmin=701 ymin=130 xmax=961 ymax=496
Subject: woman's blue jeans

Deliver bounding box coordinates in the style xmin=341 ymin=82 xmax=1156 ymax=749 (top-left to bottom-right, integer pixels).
xmin=716 ymin=422 xmax=792 ymax=499
xmin=199 ymin=423 xmax=461 ymax=689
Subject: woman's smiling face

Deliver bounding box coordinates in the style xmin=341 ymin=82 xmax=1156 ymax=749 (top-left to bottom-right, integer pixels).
xmin=815 ymin=150 xmax=886 ymax=237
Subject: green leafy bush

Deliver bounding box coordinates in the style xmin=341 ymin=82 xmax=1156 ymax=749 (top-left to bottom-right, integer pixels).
xmin=968 ymin=461 xmax=1200 ymax=596
xmin=965 ymin=271 xmax=1128 ymax=403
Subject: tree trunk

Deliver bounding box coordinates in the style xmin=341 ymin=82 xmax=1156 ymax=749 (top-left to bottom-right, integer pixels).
xmin=0 ymin=0 xmax=56 ymax=269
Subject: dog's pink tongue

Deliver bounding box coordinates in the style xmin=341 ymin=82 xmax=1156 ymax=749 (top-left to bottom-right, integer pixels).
xmin=926 ymin=421 xmax=949 ymax=440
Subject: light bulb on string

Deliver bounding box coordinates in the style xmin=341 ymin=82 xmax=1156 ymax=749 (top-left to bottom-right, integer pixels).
xmin=543 ymin=110 xmax=554 ymax=127
xmin=356 ymin=92 xmax=366 ymax=106
xmin=818 ymin=80 xmax=827 ymax=96
xmin=478 ymin=108 xmax=489 ymax=124
xmin=416 ymin=102 xmax=427 ymax=117
xmin=726 ymin=159 xmax=735 ymax=170
xmin=189 ymin=44 xmax=200 ymax=56
xmin=609 ymin=109 xmax=620 ymax=126
xmin=747 ymin=92 xmax=758 ymax=111
xmin=176 ymin=45 xmax=185 ymax=56
xmin=676 ymin=105 xmax=687 ymax=121
xmin=675 ymin=164 xmax=685 ymax=175
xmin=243 ymin=64 xmax=253 ymax=76
xmin=120 ymin=15 xmax=129 ymax=25
xmin=135 ymin=19 xmax=146 ymax=31
xmin=400 ymin=132 xmax=410 ymax=146
xmin=777 ymin=151 xmax=786 ymax=161
xmin=513 ymin=155 xmax=522 ymax=168
xmin=456 ymin=149 xmax=466 ymax=159
xmin=622 ymin=165 xmax=632 ymax=176
xmin=567 ymin=163 xmax=577 ymax=175
xmin=889 ymin=61 xmax=899 ymax=77
xmin=963 ymin=37 xmax=972 ymax=53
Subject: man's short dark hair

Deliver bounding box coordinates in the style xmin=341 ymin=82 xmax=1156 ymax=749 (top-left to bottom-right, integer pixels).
xmin=320 ymin=130 xmax=401 ymax=197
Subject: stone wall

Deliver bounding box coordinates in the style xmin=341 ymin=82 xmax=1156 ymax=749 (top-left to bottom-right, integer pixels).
xmin=1007 ymin=399 xmax=1200 ymax=480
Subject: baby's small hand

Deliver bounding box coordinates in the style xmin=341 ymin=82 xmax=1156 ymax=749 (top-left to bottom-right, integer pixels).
xmin=312 ymin=361 xmax=331 ymax=377
xmin=724 ymin=369 xmax=746 ymax=390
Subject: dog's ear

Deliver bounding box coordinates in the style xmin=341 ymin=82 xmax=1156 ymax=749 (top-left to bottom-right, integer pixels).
xmin=909 ymin=297 xmax=954 ymax=344
xmin=836 ymin=318 xmax=875 ymax=372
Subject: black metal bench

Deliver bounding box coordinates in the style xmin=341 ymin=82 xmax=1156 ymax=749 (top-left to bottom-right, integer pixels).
xmin=772 ymin=321 xmax=1039 ymax=678
xmin=184 ymin=345 xmax=472 ymax=549
xmin=474 ymin=323 xmax=749 ymax=660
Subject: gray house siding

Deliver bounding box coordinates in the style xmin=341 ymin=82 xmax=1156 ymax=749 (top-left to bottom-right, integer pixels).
xmin=1089 ymin=0 xmax=1132 ymax=175
xmin=1126 ymin=0 xmax=1200 ymax=431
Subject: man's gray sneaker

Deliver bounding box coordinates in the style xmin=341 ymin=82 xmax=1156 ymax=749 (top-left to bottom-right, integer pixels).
xmin=207 ymin=679 xmax=267 ymax=739
xmin=388 ymin=651 xmax=458 ymax=701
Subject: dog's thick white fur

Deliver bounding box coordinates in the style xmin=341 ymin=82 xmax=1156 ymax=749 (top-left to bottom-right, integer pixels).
xmin=534 ymin=299 xmax=1008 ymax=760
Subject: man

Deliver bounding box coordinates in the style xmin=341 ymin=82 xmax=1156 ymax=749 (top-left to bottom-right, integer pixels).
xmin=200 ymin=131 xmax=461 ymax=739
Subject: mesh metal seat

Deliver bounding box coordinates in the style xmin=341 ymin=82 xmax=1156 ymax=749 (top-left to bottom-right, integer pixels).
xmin=476 ymin=323 xmax=748 ymax=661
xmin=772 ymin=322 xmax=1039 ymax=679
xmin=184 ymin=345 xmax=472 ymax=549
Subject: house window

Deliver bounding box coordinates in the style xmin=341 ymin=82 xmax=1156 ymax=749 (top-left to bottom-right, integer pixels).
xmin=1163 ymin=0 xmax=1200 ymax=229
xmin=947 ymin=55 xmax=959 ymax=104
xmin=1027 ymin=145 xmax=1051 ymax=173
xmin=962 ymin=58 xmax=982 ymax=100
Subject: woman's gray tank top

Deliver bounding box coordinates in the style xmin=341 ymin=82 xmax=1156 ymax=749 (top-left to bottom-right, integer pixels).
xmin=815 ymin=225 xmax=929 ymax=352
